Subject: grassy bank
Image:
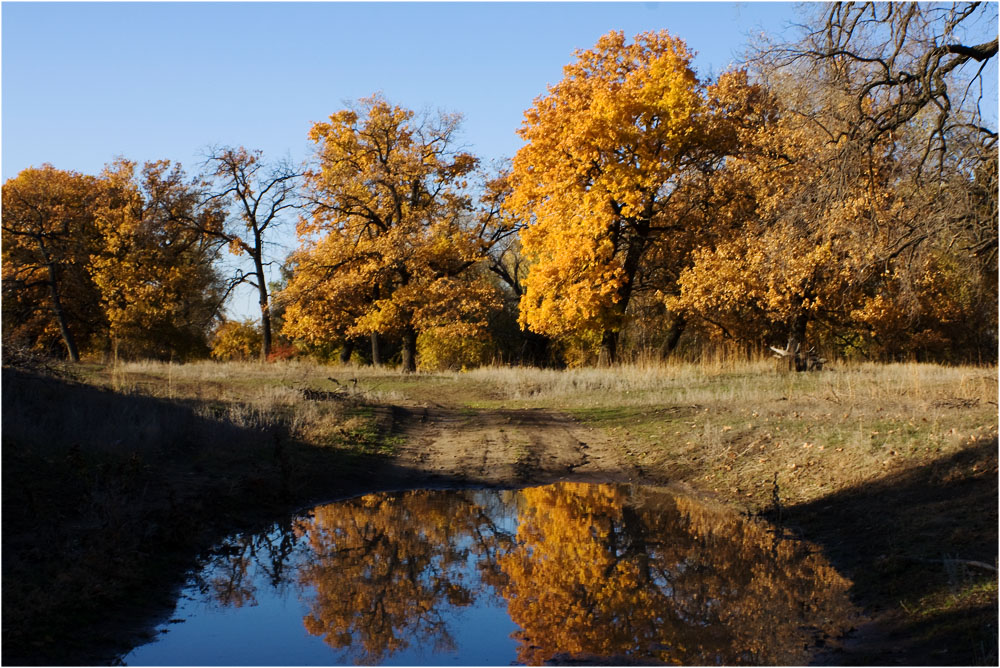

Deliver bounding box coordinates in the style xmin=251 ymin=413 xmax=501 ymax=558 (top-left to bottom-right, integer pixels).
xmin=3 ymin=357 xmax=997 ymax=664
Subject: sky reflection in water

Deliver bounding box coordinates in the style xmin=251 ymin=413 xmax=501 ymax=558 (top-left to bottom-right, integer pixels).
xmin=123 ymin=483 xmax=856 ymax=666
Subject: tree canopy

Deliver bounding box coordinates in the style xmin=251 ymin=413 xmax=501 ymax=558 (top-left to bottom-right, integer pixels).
xmin=2 ymin=161 xmax=227 ymax=361
xmin=280 ymin=95 xmax=510 ymax=372
xmin=4 ymin=14 xmax=995 ymax=367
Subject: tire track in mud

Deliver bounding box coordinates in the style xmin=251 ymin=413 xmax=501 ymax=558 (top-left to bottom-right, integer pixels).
xmin=385 ymin=403 xmax=642 ymax=488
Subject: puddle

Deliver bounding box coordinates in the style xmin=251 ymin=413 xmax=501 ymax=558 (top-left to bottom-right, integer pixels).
xmin=122 ymin=483 xmax=856 ymax=665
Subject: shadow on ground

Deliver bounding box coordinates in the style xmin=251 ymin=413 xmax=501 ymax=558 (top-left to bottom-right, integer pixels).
xmin=767 ymin=439 xmax=998 ymax=665
xmin=1 ymin=367 xmax=470 ymax=666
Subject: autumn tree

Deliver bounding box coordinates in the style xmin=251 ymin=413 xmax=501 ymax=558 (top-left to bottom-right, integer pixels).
xmin=2 ymin=166 xmax=104 ymax=361
xmin=669 ymin=74 xmax=875 ymax=357
xmin=669 ymin=5 xmax=998 ymax=364
xmin=281 ymin=95 xmax=509 ymax=372
xmin=295 ymin=491 xmax=502 ymax=663
xmin=211 ymin=318 xmax=264 ymax=361
xmin=91 ymin=159 xmax=227 ymax=360
xmin=848 ymin=140 xmax=998 ymax=361
xmin=508 ymin=30 xmax=759 ymax=364
xmin=200 ymin=146 xmax=301 ymax=360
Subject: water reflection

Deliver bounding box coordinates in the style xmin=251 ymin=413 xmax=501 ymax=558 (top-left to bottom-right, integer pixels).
xmin=496 ymin=483 xmax=852 ymax=664
xmin=127 ymin=483 xmax=856 ymax=666
xmin=296 ymin=491 xmax=517 ymax=663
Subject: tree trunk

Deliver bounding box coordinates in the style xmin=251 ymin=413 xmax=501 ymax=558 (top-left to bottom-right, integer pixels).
xmin=786 ymin=312 xmax=809 ymax=372
xmin=255 ymin=256 xmax=272 ymax=362
xmin=370 ymin=332 xmax=382 ymax=366
xmin=596 ymin=227 xmax=646 ymax=368
xmin=661 ymin=316 xmax=685 ymax=358
xmin=519 ymin=331 xmax=553 ymax=367
xmin=598 ymin=329 xmax=618 ymax=366
xmin=41 ymin=242 xmax=78 ymax=362
xmin=339 ymin=340 xmax=354 ymax=364
xmin=400 ymin=327 xmax=417 ymax=373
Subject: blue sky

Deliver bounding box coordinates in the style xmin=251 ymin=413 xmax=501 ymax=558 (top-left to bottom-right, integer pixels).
xmin=3 ymin=2 xmax=995 ymax=318
xmin=2 ymin=2 xmax=801 ymax=179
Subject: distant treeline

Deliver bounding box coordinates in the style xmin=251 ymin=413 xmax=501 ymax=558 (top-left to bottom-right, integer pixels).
xmin=4 ymin=5 xmax=997 ymax=368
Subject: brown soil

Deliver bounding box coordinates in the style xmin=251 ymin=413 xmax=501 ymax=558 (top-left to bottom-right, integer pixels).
xmin=380 ymin=402 xmax=645 ymax=488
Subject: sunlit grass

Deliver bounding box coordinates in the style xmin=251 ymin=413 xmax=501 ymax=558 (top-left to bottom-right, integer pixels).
xmin=87 ymin=358 xmax=998 ymax=511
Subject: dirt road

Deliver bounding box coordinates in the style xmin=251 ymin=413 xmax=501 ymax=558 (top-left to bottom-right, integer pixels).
xmin=381 ymin=402 xmax=647 ymax=488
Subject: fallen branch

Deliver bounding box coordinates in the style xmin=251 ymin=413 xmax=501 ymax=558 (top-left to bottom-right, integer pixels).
xmin=770 ymin=343 xmax=826 ymax=371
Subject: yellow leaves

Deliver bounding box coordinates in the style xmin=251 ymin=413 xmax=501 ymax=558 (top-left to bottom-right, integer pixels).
xmin=416 ymin=329 xmax=493 ymax=371
xmin=282 ymin=95 xmax=499 ymax=360
xmin=211 ymin=319 xmax=262 ymax=361
xmin=507 ymin=29 xmax=738 ymax=344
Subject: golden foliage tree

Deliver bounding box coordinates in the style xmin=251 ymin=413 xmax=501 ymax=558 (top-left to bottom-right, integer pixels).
xmin=667 ymin=85 xmax=897 ymax=358
xmin=2 ymin=166 xmax=104 ymax=360
xmin=670 ymin=16 xmax=998 ymax=363
xmin=508 ymin=30 xmax=759 ymax=363
xmin=281 ymin=95 xmax=507 ymax=372
xmin=91 ymin=159 xmax=227 ymax=360
xmin=211 ymin=319 xmax=264 ymax=362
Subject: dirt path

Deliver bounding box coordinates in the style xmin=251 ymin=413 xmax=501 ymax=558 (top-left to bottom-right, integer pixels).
xmin=380 ymin=402 xmax=646 ymax=489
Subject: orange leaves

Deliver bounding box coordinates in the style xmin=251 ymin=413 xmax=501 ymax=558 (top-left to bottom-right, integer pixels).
xmin=3 ymin=160 xmax=224 ymax=360
xmin=281 ymin=95 xmax=501 ymax=369
xmin=2 ymin=165 xmax=106 ymax=358
xmin=89 ymin=160 xmax=225 ymax=357
xmin=666 ymin=70 xmax=929 ymax=347
xmin=508 ymin=30 xmax=748 ymax=351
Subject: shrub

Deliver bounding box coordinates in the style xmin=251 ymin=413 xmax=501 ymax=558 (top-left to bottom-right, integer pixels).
xmin=417 ymin=330 xmax=493 ymax=371
xmin=211 ymin=319 xmax=263 ymax=361
xmin=266 ymin=341 xmax=299 ymax=362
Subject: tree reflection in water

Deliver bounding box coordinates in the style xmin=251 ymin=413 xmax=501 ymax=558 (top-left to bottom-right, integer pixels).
xmin=194 ymin=517 xmax=301 ymax=609
xmin=200 ymin=483 xmax=855 ymax=665
xmin=497 ymin=483 xmax=854 ymax=665
xmin=293 ymin=490 xmax=517 ymax=664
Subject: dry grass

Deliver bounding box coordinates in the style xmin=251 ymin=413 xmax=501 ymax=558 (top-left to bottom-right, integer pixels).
xmin=69 ymin=356 xmax=998 ymax=512
xmin=450 ymin=361 xmax=997 ymax=505
xmin=82 ymin=359 xmax=996 ymax=512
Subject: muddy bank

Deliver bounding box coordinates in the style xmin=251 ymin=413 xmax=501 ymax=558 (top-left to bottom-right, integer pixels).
xmin=2 ymin=367 xmax=386 ymax=665
xmin=383 ymin=404 xmax=645 ymax=486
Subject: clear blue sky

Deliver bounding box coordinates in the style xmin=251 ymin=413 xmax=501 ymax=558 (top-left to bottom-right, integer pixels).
xmin=3 ymin=2 xmax=801 ymax=179
xmin=3 ymin=2 xmax=994 ymax=318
